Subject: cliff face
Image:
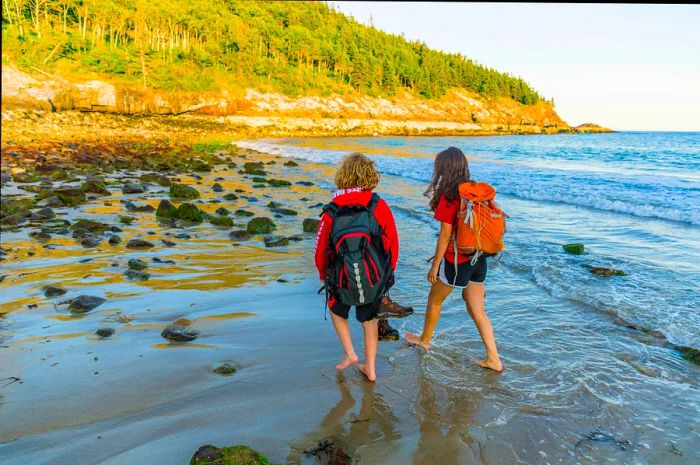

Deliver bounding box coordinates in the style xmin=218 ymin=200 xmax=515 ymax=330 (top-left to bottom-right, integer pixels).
xmin=1 ymin=65 xmax=580 ymax=135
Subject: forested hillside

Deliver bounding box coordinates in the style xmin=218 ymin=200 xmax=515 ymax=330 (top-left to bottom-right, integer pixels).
xmin=1 ymin=0 xmax=547 ymax=105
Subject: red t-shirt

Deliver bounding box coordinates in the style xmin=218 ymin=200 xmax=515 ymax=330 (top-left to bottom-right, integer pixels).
xmin=433 ymin=194 xmax=469 ymax=264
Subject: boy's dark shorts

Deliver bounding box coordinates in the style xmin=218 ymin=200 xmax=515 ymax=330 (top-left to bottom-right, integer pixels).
xmin=330 ymin=298 xmax=380 ymax=323
xmin=438 ymin=256 xmax=487 ymax=288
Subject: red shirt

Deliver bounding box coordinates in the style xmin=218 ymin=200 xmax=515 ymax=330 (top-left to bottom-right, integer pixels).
xmin=433 ymin=194 xmax=469 ymax=264
xmin=314 ymin=188 xmax=399 ymax=280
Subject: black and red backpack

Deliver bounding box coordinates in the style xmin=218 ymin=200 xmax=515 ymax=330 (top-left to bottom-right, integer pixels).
xmin=321 ymin=193 xmax=394 ymax=307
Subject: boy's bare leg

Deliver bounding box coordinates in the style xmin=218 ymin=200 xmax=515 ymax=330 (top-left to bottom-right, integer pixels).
xmin=358 ymin=318 xmax=378 ymax=382
xmin=406 ymin=280 xmax=453 ymax=349
xmin=463 ymin=283 xmax=503 ymax=372
xmin=330 ymin=312 xmax=358 ymax=369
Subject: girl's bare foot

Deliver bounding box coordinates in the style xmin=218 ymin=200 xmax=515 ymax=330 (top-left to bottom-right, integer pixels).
xmin=405 ymin=332 xmax=430 ymax=350
xmin=336 ymin=354 xmax=358 ymax=370
xmin=358 ymin=363 xmax=376 ymax=382
xmin=476 ymin=358 xmax=503 ymax=373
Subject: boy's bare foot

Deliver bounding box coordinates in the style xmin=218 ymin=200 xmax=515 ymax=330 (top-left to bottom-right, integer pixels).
xmin=358 ymin=363 xmax=376 ymax=382
xmin=476 ymin=358 xmax=503 ymax=373
xmin=336 ymin=354 xmax=359 ymax=370
xmin=405 ymin=332 xmax=430 ymax=350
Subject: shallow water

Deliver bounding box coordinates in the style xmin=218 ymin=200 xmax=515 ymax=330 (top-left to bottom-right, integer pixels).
xmin=1 ymin=136 xmax=699 ymax=464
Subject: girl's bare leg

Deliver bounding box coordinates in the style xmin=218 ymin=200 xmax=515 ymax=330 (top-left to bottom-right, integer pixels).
xmin=358 ymin=318 xmax=378 ymax=381
xmin=463 ymin=283 xmax=503 ymax=372
xmin=406 ymin=280 xmax=453 ymax=349
xmin=331 ymin=312 xmax=358 ymax=369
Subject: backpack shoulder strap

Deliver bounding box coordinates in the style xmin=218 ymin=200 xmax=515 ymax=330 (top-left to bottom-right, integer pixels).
xmin=367 ymin=193 xmax=381 ymax=213
xmin=321 ymin=201 xmax=339 ymax=218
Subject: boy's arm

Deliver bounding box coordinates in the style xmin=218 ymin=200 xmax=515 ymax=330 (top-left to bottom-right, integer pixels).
xmin=314 ymin=212 xmax=332 ymax=280
xmin=376 ymin=199 xmax=399 ymax=270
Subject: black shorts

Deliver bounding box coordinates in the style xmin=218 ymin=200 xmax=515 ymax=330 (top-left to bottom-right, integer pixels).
xmin=330 ymin=298 xmax=380 ymax=323
xmin=438 ymin=256 xmax=487 ymax=288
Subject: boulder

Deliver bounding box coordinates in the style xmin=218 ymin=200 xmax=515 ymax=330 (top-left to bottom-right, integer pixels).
xmin=212 ymin=183 xmax=224 ymax=193
xmin=81 ymin=237 xmax=102 ymax=248
xmin=264 ymin=235 xmax=289 ymax=247
xmin=296 ymin=181 xmax=314 ymax=186
xmin=81 ymin=181 xmax=111 ymax=196
xmin=124 ymin=270 xmax=150 ymax=281
xmin=156 ymin=199 xmax=179 ymax=218
xmin=69 ymin=295 xmax=106 ymax=314
xmin=95 ymin=328 xmax=115 ymax=338
xmin=41 ymin=218 xmax=70 ymax=234
xmin=71 ymin=219 xmax=110 ymax=234
xmin=34 ymin=207 xmax=56 ymax=220
xmin=246 ymin=217 xmax=276 ymax=234
xmin=122 ymin=183 xmax=146 ymax=194
xmin=563 ymin=243 xmax=584 ymax=255
xmin=270 ymin=207 xmax=297 ymax=216
xmin=303 ymin=218 xmax=320 ymax=233
xmin=55 ymin=188 xmax=86 ymax=206
xmin=108 ymin=235 xmax=122 ymax=245
xmin=161 ymin=318 xmax=198 ymax=342
xmin=170 ymin=183 xmax=200 ymax=199
xmin=210 ymin=216 xmax=233 ymax=227
xmin=177 ymin=203 xmax=204 ymax=223
xmin=267 ymin=179 xmax=292 ymax=187
xmin=119 ymin=215 xmax=136 ymax=224
xmin=284 ymin=160 xmax=299 ymax=167
xmin=223 ymin=193 xmax=238 ymax=201
xmin=235 ymin=209 xmax=254 ymax=217
xmin=229 ymin=230 xmax=250 ymax=241
xmin=133 ymin=204 xmax=156 ymax=213
xmin=125 ymin=239 xmax=155 ymax=249
xmin=43 ymin=286 xmax=67 ymax=297
xmin=128 ymin=258 xmax=148 ymax=270
xmin=215 ymin=207 xmax=230 ymax=216
xmin=140 ymin=173 xmax=171 ymax=186
xmin=190 ymin=445 xmax=271 ymax=465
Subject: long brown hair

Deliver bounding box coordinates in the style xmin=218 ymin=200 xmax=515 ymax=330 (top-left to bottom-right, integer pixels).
xmin=424 ymin=147 xmax=470 ymax=211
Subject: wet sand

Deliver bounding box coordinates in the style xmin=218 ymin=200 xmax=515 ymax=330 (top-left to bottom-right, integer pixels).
xmin=1 ymin=131 xmax=699 ymax=464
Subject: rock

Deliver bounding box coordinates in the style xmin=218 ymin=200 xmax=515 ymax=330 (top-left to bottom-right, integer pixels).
xmin=674 ymin=346 xmax=700 ymax=365
xmin=40 ymin=195 xmax=64 ymax=207
xmin=54 ymin=188 xmax=86 ymax=206
xmin=43 ymin=286 xmax=67 ymax=297
xmin=305 ymin=440 xmax=352 ymax=465
xmin=210 ymin=216 xmax=234 ymax=227
xmin=81 ymin=181 xmax=111 ymax=196
xmin=11 ymin=172 xmax=39 ymax=183
xmin=213 ymin=363 xmax=237 ymax=376
xmin=284 ymin=160 xmax=299 ymax=167
xmin=177 ymin=203 xmax=203 ymax=223
xmin=174 ymin=233 xmax=192 ymax=239
xmin=235 ymin=209 xmax=254 ymax=217
xmin=69 ymin=295 xmax=106 ymax=313
xmin=563 ymin=243 xmax=584 ymax=255
xmin=108 ymin=235 xmax=122 ymax=245
xmin=34 ymin=207 xmax=56 ymax=219
xmin=161 ymin=239 xmax=176 ymax=247
xmin=223 ymin=193 xmax=238 ymax=201
xmin=161 ymin=318 xmax=198 ymax=342
xmin=303 ymin=218 xmax=320 ymax=233
xmin=267 ymin=179 xmax=292 ymax=187
xmin=264 ymin=235 xmax=289 ymax=247
xmin=229 ymin=230 xmax=250 ymax=241
xmin=3 ymin=198 xmax=35 ymax=214
xmin=122 ymin=182 xmax=146 ymax=194
xmin=71 ymin=219 xmax=110 ymax=234
xmin=95 ymin=328 xmax=115 ymax=338
xmin=119 ymin=215 xmax=136 ymax=224
xmin=126 ymin=239 xmax=154 ymax=249
xmin=128 ymin=258 xmax=148 ymax=270
xmin=140 ymin=173 xmax=171 ymax=186
xmin=81 ymin=237 xmax=102 ymax=248
xmin=270 ymin=207 xmax=297 ymax=216
xmin=266 ymin=201 xmax=284 ymax=209
xmin=215 ymin=207 xmax=230 ymax=216
xmin=124 ymin=201 xmax=137 ymax=211
xmin=287 ymin=234 xmax=304 ymax=242
xmin=170 ymin=183 xmax=200 ymax=199
xmin=296 ymin=181 xmax=314 ymax=186
xmin=246 ymin=217 xmax=276 ymax=234
xmin=190 ymin=445 xmax=271 ymax=465
xmin=134 ymin=204 xmax=156 ymax=213
xmin=29 ymin=230 xmax=51 ymax=241
xmin=0 ymin=213 xmax=26 ymax=226
xmin=156 ymin=199 xmax=179 ymax=218
xmin=0 ymin=172 xmax=11 ymax=185
xmin=124 ymin=270 xmax=150 ymax=281
xmin=40 ymin=218 xmax=70 ymax=234
xmin=584 ymin=265 xmax=627 ymax=276
xmin=212 ymin=183 xmax=224 ymax=193
xmin=72 ymin=227 xmax=94 ymax=239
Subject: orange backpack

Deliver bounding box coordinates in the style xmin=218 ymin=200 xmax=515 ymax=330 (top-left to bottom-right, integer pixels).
xmin=453 ymin=182 xmax=506 ymax=258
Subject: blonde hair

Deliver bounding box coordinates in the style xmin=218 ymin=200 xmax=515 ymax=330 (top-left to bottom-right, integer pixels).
xmin=334 ymin=152 xmax=380 ymax=190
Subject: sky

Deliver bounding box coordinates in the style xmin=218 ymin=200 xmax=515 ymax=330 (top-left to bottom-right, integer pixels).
xmin=330 ymin=2 xmax=700 ymax=131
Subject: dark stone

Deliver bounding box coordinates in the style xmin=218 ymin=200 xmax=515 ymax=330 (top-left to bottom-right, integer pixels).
xmin=235 ymin=209 xmax=254 ymax=217
xmin=270 ymin=207 xmax=297 ymax=216
xmin=215 ymin=207 xmax=230 ymax=216
xmin=212 ymin=183 xmax=224 ymax=193
xmin=161 ymin=318 xmax=198 ymax=342
xmin=563 ymin=243 xmax=584 ymax=254
xmin=122 ymin=183 xmax=146 ymax=194
xmin=170 ymin=183 xmax=200 ymax=199
xmin=34 ymin=207 xmax=56 ymax=219
xmin=55 ymin=188 xmax=86 ymax=206
xmin=177 ymin=203 xmax=203 ymax=223
xmin=246 ymin=217 xmax=276 ymax=234
xmin=69 ymin=295 xmax=106 ymax=314
xmin=223 ymin=193 xmax=238 ymax=201
xmin=124 ymin=201 xmax=137 ymax=211
xmin=81 ymin=181 xmax=111 ymax=196
xmin=29 ymin=230 xmax=52 ymax=241
xmin=108 ymin=235 xmax=122 ymax=245
xmin=124 ymin=270 xmax=150 ymax=281
xmin=95 ymin=328 xmax=115 ymax=338
xmin=161 ymin=239 xmax=176 ymax=247
xmin=119 ymin=215 xmax=136 ymax=225
xmin=126 ymin=239 xmax=155 ymax=249
xmin=174 ymin=233 xmax=192 ymax=240
xmin=81 ymin=237 xmax=102 ymax=248
xmin=213 ymin=363 xmax=237 ymax=376
xmin=140 ymin=173 xmax=171 ymax=186
xmin=0 ymin=172 xmax=11 ymax=185
xmin=71 ymin=219 xmax=110 ymax=234
xmin=229 ymin=230 xmax=250 ymax=241
xmin=583 ymin=265 xmax=627 ymax=276
xmin=296 ymin=181 xmax=314 ymax=186
xmin=210 ymin=216 xmax=233 ymax=227
xmin=303 ymin=218 xmax=320 ymax=233
xmin=43 ymin=286 xmax=67 ymax=297
xmin=264 ymin=235 xmax=289 ymax=247
xmin=674 ymin=346 xmax=700 ymax=365
xmin=128 ymin=258 xmax=148 ymax=270
xmin=0 ymin=213 xmax=26 ymax=226
xmin=266 ymin=201 xmax=284 ymax=209
xmin=267 ymin=179 xmax=292 ymax=187
xmin=284 ymin=160 xmax=299 ymax=167
xmin=134 ymin=204 xmax=155 ymax=213
xmin=40 ymin=218 xmax=70 ymax=234
xmin=156 ymin=199 xmax=178 ymax=218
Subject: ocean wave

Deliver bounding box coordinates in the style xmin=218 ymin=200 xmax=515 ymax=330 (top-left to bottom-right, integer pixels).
xmin=236 ymin=140 xmax=700 ymax=226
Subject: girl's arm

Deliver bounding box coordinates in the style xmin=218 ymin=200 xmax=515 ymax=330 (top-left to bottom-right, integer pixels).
xmin=428 ymin=221 xmax=453 ymax=283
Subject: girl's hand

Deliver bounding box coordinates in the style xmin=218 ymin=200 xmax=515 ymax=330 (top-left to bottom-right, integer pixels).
xmin=427 ymin=264 xmax=439 ymax=283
